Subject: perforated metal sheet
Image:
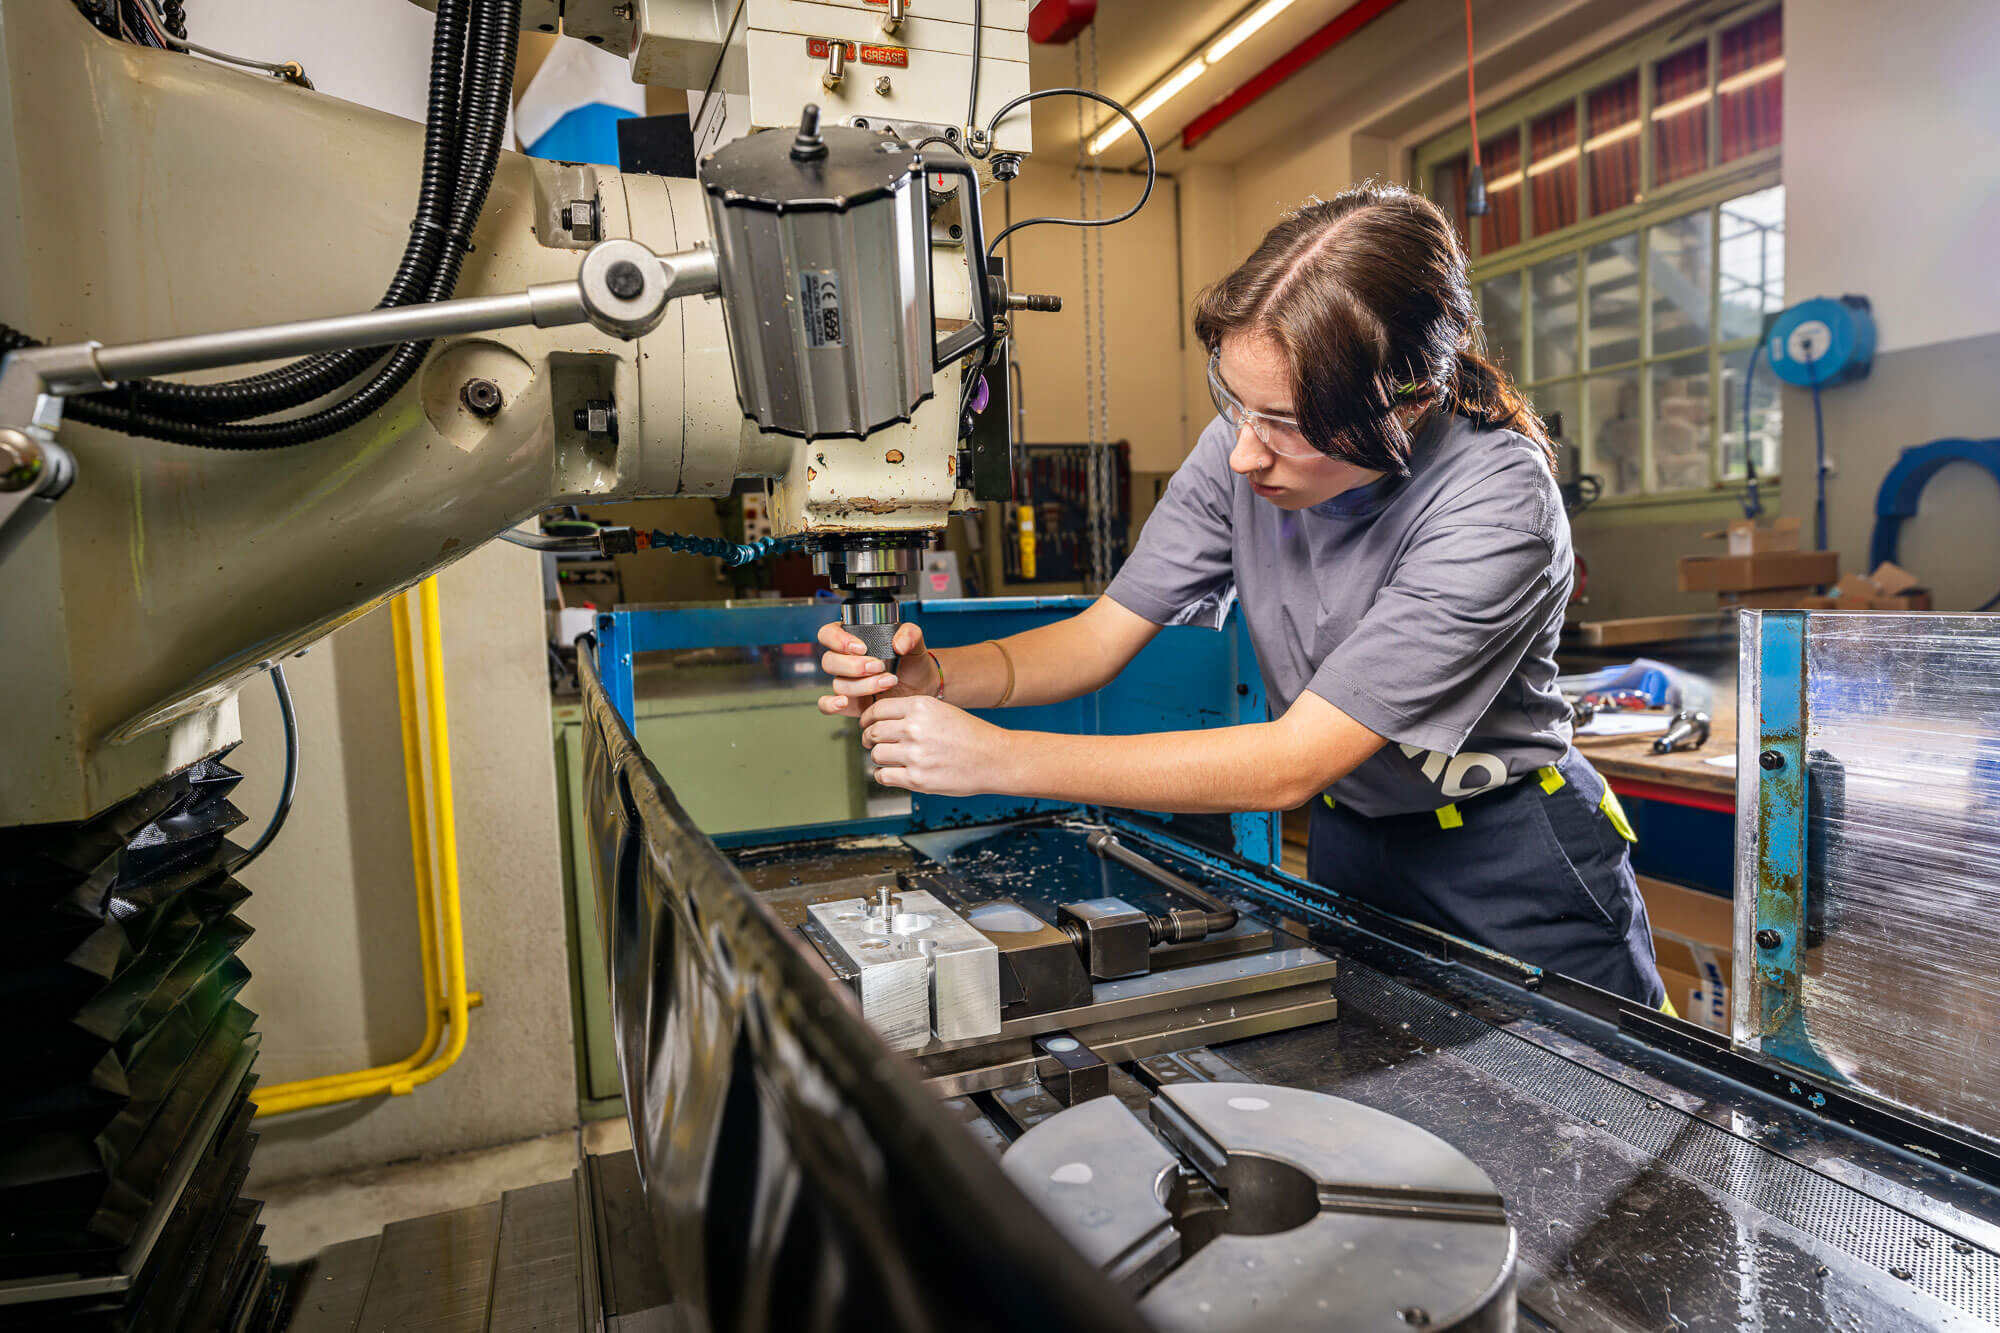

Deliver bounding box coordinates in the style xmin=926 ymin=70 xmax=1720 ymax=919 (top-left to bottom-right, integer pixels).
xmin=1332 ymin=966 xmax=2000 ymax=1326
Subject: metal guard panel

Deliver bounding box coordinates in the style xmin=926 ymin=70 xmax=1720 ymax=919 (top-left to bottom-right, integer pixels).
xmin=574 ymin=644 xmax=1146 ymax=1333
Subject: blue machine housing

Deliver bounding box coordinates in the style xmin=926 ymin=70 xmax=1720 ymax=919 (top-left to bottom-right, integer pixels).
xmin=594 ymin=596 xmax=1280 ymax=866
xmin=1765 ymin=294 xmax=1876 ymax=387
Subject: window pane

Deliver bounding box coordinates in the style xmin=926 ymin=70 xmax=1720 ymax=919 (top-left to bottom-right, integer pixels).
xmin=1649 ymin=210 xmax=1713 ymax=357
xmin=1651 ymin=353 xmax=1712 ymax=491
xmin=1529 ymin=103 xmax=1578 ymax=236
xmin=1531 ymin=254 xmax=1580 ymax=379
xmin=1720 ymin=185 xmax=1785 ymax=340
xmin=1653 ymin=44 xmax=1710 ymax=187
xmin=1586 ymin=370 xmax=1644 ymax=496
xmin=1586 ymin=73 xmax=1641 ymax=215
xmin=1479 ymin=273 xmax=1525 ymax=379
xmin=1529 ymin=380 xmax=1578 ymax=451
xmin=1480 ymin=129 xmax=1523 ymax=255
xmin=1586 ymin=235 xmax=1641 ymax=368
xmin=1719 ymin=8 xmax=1783 ymax=163
xmin=1431 ymin=152 xmax=1471 ymax=252
xmin=1721 ymin=343 xmax=1782 ymax=479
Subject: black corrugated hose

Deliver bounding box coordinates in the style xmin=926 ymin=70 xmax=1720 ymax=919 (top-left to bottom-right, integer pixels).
xmin=106 ymin=0 xmax=471 ymax=423
xmin=3 ymin=0 xmax=522 ymax=450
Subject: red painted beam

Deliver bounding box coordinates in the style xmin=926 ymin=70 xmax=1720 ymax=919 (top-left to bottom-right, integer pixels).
xmin=1181 ymin=0 xmax=1405 ymax=151
xmin=1029 ymin=0 xmax=1096 ymax=44
xmin=1608 ymin=777 xmax=1736 ymax=816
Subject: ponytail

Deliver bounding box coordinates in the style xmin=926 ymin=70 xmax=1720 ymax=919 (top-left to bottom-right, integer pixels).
xmin=1448 ymin=345 xmax=1554 ymax=472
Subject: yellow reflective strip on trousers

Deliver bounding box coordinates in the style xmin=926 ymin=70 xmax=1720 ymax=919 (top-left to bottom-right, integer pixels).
xmin=1599 ymin=787 xmax=1638 ymax=843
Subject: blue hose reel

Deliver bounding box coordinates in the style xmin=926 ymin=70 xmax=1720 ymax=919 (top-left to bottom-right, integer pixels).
xmin=1765 ymin=295 xmax=1876 ymax=387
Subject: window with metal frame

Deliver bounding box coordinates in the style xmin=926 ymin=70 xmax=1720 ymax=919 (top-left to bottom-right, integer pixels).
xmin=1416 ymin=4 xmax=1783 ymax=503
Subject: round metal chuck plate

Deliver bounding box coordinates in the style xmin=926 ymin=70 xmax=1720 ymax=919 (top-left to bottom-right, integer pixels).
xmin=1001 ymin=1083 xmax=1517 ymax=1332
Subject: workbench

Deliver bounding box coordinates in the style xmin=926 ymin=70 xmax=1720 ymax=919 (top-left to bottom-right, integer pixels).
xmin=1574 ymin=706 xmax=1737 ymax=896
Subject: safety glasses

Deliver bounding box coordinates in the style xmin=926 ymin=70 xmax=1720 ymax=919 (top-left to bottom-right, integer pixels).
xmin=1206 ymin=350 xmax=1325 ymax=460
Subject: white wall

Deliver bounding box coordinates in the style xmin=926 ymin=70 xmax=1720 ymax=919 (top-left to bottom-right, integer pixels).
xmin=177 ymin=0 xmax=578 ymax=1184
xmin=1783 ymin=0 xmax=2000 ymax=355
xmin=1778 ymin=0 xmax=2000 ymax=609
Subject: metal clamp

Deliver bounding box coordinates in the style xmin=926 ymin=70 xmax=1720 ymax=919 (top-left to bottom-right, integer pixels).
xmin=1751 ymin=610 xmax=1839 ymax=1080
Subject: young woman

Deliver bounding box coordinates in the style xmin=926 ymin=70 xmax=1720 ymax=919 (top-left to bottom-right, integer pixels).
xmin=815 ymin=182 xmax=1663 ymax=1006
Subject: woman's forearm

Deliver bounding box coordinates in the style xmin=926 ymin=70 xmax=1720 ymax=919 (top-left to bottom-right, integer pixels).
xmin=991 ymin=698 xmax=1386 ymax=813
xmin=935 ymin=596 xmax=1159 ymax=710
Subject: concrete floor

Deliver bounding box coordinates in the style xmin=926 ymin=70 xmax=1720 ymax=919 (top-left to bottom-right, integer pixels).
xmin=256 ymin=1116 xmax=635 ymax=1264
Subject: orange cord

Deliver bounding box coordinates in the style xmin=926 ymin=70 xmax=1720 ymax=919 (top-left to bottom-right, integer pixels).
xmin=1464 ymin=0 xmax=1480 ymax=164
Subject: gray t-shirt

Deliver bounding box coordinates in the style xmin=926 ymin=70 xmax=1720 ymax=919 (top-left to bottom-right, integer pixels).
xmin=1106 ymin=411 xmax=1573 ymax=817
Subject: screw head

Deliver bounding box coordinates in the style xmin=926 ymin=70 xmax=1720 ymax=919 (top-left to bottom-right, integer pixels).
xmin=944 ymin=125 xmax=959 ymax=141
xmin=948 ymin=223 xmax=963 ymax=240
xmin=459 ymin=378 xmax=503 ymax=418
xmin=1756 ymin=928 xmax=1782 ymax=949
xmin=0 ymin=427 xmax=42 ymax=491
xmin=604 ymin=260 xmax=645 ymax=300
xmin=875 ymin=75 xmax=891 ymax=95
xmin=1759 ymin=749 xmax=1785 ymax=771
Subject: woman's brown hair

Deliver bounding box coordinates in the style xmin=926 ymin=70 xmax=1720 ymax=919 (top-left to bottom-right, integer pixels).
xmin=1192 ymin=181 xmax=1550 ymax=475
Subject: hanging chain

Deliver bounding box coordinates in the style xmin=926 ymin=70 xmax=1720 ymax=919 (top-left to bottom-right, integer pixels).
xmin=1073 ymin=41 xmax=1102 ymax=588
xmin=1087 ymin=29 xmax=1114 ymax=588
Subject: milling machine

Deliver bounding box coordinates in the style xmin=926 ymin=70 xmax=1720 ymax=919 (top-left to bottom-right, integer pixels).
xmin=9 ymin=5 xmax=2000 ymax=1333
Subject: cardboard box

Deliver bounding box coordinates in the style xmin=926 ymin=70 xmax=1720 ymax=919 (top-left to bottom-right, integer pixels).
xmin=1703 ymin=516 xmax=1803 ymax=557
xmin=1678 ymin=550 xmax=1841 ymax=594
xmin=1640 ymin=876 xmax=1733 ymax=1034
xmin=1715 ymin=586 xmax=1819 ymax=610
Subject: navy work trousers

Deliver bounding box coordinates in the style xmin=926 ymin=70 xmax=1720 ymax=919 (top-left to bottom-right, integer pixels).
xmin=1307 ymin=747 xmax=1666 ymax=1006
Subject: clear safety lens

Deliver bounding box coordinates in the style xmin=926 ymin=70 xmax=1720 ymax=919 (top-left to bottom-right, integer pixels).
xmin=1207 ymin=351 xmax=1321 ymax=459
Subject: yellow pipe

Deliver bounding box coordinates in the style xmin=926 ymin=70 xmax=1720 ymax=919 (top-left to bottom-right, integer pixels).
xmin=253 ymin=580 xmax=477 ymax=1116
xmin=255 ymin=594 xmax=443 ymax=1102
xmin=388 ymin=575 xmax=473 ymax=1094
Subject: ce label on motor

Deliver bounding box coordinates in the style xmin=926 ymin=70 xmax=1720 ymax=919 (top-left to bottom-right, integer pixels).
xmin=801 ymin=270 xmax=844 ymax=348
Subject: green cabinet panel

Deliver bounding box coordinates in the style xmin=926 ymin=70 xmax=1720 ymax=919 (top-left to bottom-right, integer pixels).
xmin=551 ymin=672 xmax=867 ymax=1118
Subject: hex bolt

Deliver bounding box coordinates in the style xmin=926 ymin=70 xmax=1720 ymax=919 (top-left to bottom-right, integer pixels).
xmin=1756 ymin=929 xmax=1782 ymax=949
xmin=565 ymin=198 xmax=600 ymax=241
xmin=574 ymin=398 xmax=619 ymax=443
xmin=605 ymin=260 xmax=645 ymax=300
xmin=459 ymin=378 xmax=503 ymax=418
xmin=1759 ymin=750 xmax=1785 ymax=771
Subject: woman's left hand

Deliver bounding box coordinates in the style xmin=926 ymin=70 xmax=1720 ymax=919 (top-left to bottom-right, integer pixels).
xmin=859 ymin=695 xmax=1013 ymax=796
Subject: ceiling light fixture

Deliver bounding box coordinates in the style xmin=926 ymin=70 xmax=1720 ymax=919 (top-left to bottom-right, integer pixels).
xmin=1207 ymin=0 xmax=1296 ymax=63
xmin=1089 ymin=58 xmax=1206 ymax=154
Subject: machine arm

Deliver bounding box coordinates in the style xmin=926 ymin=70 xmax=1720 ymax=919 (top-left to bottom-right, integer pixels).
xmin=0 ymin=239 xmax=717 ymax=563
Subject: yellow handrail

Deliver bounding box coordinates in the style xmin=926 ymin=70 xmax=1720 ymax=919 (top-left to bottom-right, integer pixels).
xmin=252 ymin=579 xmax=478 ymax=1116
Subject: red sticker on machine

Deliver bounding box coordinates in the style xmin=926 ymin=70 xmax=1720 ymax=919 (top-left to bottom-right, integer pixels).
xmin=805 ymin=37 xmax=857 ymax=59
xmin=858 ymin=44 xmax=909 ymax=66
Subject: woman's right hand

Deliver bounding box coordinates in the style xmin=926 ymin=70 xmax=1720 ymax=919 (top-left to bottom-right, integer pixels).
xmin=817 ymin=620 xmax=938 ymax=716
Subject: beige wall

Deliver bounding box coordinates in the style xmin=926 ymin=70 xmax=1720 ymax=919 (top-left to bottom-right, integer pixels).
xmin=1001 ymin=158 xmax=1192 ymax=471
xmin=1777 ymin=0 xmax=2000 ymax=608
xmin=238 ymin=541 xmax=578 ymax=1187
